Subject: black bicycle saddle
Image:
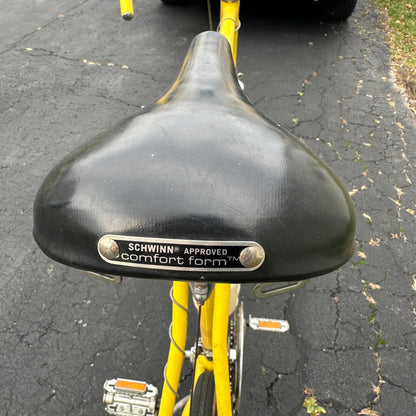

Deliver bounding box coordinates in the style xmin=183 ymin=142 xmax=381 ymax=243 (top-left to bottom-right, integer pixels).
xmin=33 ymin=31 xmax=355 ymax=283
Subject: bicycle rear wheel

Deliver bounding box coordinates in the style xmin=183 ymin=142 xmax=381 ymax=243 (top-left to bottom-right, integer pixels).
xmin=190 ymin=371 xmax=216 ymax=416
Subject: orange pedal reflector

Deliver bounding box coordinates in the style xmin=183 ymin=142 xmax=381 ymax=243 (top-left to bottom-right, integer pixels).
xmin=115 ymin=378 xmax=147 ymax=392
xmin=258 ymin=320 xmax=281 ymax=329
xmin=248 ymin=315 xmax=289 ymax=332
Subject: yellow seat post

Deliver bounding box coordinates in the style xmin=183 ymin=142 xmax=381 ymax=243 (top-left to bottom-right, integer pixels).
xmin=159 ymin=282 xmax=189 ymax=416
xmin=218 ymin=0 xmax=241 ymax=65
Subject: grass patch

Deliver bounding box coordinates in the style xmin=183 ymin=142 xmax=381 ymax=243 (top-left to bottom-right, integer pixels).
xmin=374 ymin=330 xmax=386 ymax=351
xmin=303 ymin=387 xmax=326 ymax=415
xmin=375 ymin=0 xmax=416 ymax=113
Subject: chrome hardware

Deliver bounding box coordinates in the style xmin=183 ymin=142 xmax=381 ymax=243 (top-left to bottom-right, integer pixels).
xmin=237 ymin=72 xmax=245 ymax=90
xmin=103 ymin=379 xmax=158 ymax=416
xmin=229 ymin=347 xmax=237 ymax=362
xmin=185 ymin=342 xmax=213 ymax=366
xmin=190 ymin=282 xmax=214 ymax=305
xmin=97 ymin=235 xmax=265 ymax=272
xmin=122 ymin=13 xmax=133 ymax=21
xmin=239 ymin=246 xmax=265 ymax=269
xmin=98 ymin=237 xmax=120 ymax=260
xmin=83 ymin=271 xmax=122 ymax=285
xmin=184 ymin=345 xmax=197 ymax=365
xmin=252 ymin=279 xmax=309 ymax=298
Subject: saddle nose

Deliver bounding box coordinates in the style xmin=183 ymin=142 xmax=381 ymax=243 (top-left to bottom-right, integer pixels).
xmin=33 ymin=31 xmax=356 ymax=283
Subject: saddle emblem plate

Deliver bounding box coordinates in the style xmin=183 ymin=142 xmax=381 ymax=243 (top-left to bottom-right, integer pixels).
xmin=97 ymin=235 xmax=265 ymax=272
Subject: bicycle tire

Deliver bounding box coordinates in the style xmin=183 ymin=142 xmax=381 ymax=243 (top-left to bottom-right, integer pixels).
xmin=190 ymin=371 xmax=216 ymax=416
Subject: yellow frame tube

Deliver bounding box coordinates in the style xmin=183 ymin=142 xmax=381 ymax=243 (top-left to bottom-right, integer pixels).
xmin=159 ymin=282 xmax=189 ymax=416
xmin=212 ymin=283 xmax=232 ymax=416
xmin=120 ymin=0 xmax=134 ymax=19
xmin=199 ymin=287 xmax=215 ymax=351
xmin=219 ymin=0 xmax=240 ymax=65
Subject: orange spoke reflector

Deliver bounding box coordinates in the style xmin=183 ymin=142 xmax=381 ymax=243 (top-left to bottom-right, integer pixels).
xmin=258 ymin=320 xmax=281 ymax=329
xmin=115 ymin=379 xmax=147 ymax=392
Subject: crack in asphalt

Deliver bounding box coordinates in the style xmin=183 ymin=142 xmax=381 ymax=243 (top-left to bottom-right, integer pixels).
xmin=12 ymin=47 xmax=154 ymax=109
xmin=0 ymin=0 xmax=90 ymax=55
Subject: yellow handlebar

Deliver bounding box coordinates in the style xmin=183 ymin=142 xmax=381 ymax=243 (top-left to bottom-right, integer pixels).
xmin=120 ymin=0 xmax=134 ymax=20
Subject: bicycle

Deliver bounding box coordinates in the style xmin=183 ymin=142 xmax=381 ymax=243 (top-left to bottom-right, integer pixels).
xmin=33 ymin=0 xmax=357 ymax=415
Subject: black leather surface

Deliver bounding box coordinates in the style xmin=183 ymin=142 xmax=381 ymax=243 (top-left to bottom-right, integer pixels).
xmin=33 ymin=31 xmax=356 ymax=282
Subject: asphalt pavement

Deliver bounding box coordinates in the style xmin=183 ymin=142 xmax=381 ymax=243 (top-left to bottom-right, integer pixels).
xmin=1 ymin=0 xmax=415 ymax=415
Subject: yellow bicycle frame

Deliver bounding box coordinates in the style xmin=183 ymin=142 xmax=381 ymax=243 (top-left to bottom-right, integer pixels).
xmin=218 ymin=0 xmax=240 ymax=64
xmin=118 ymin=1 xmax=241 ymax=415
xmin=158 ymin=283 xmax=232 ymax=416
xmin=158 ymin=281 xmax=189 ymax=416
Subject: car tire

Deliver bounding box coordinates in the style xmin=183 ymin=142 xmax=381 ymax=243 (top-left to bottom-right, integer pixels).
xmin=160 ymin=0 xmax=190 ymax=5
xmin=315 ymin=0 xmax=358 ymax=20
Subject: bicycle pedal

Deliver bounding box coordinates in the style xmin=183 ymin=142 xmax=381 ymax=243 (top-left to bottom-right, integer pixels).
xmin=103 ymin=378 xmax=158 ymax=416
xmin=248 ymin=315 xmax=290 ymax=333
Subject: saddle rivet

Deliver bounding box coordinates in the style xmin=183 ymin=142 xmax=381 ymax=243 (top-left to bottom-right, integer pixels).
xmin=98 ymin=237 xmax=120 ymax=260
xmin=239 ymin=246 xmax=265 ymax=269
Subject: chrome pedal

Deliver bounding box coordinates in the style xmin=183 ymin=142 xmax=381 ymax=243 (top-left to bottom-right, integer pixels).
xmin=103 ymin=378 xmax=158 ymax=416
xmin=248 ymin=315 xmax=290 ymax=333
